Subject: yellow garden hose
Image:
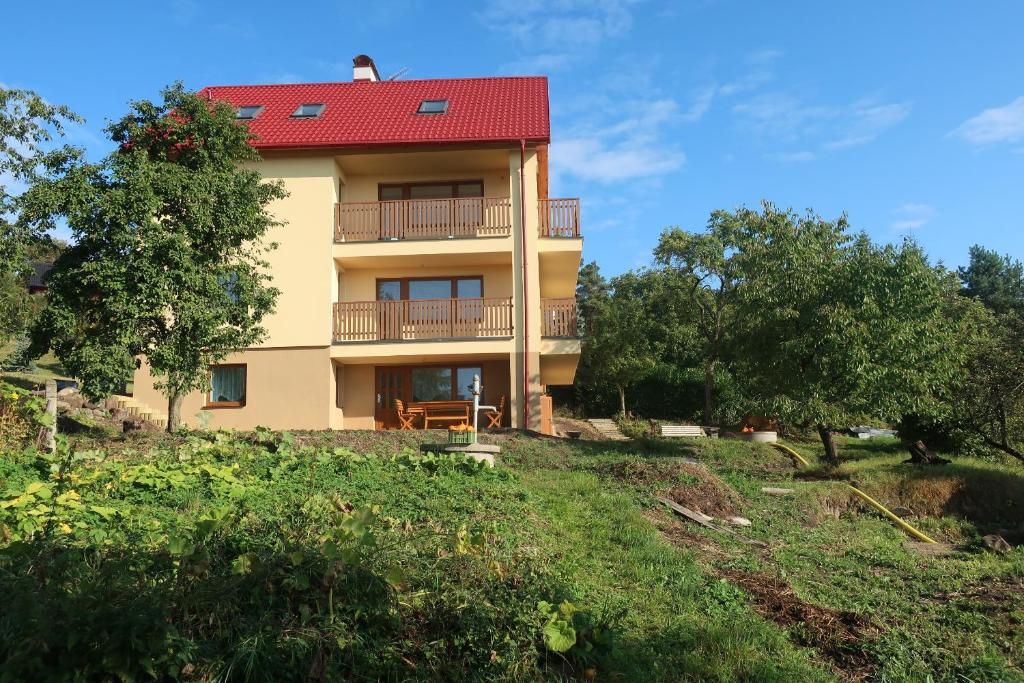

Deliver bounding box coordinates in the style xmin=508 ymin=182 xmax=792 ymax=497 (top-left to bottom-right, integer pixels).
xmin=770 ymin=442 xmax=812 ymax=468
xmin=847 ymin=485 xmax=939 ymax=544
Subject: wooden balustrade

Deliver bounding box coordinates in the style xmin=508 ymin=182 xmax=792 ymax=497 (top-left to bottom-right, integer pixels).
xmin=335 ymin=197 xmax=512 ymax=242
xmin=541 ymin=297 xmax=578 ymax=337
xmin=333 ymin=297 xmax=514 ymax=342
xmin=538 ymin=198 xmax=580 ymax=238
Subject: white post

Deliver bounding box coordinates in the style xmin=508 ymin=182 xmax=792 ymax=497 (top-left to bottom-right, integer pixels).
xmin=471 ymin=374 xmax=481 ymax=434
xmin=44 ymin=379 xmax=57 ymax=453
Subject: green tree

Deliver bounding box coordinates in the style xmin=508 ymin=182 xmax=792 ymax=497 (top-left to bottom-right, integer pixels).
xmin=0 ymin=88 xmax=80 ymax=351
xmin=958 ymin=245 xmax=1024 ymax=316
xmin=581 ymin=272 xmax=662 ymax=416
xmin=730 ymin=203 xmax=968 ymax=463
xmin=25 ymin=83 xmax=287 ymax=430
xmin=654 ymin=215 xmax=745 ymax=425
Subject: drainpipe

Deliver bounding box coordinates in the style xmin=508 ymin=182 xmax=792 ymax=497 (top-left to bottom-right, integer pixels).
xmin=519 ymin=139 xmax=530 ymax=428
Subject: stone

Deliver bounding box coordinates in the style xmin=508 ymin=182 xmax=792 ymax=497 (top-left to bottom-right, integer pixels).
xmin=123 ymin=418 xmax=159 ymax=434
xmin=889 ymin=506 xmax=915 ymax=519
xmin=57 ymin=387 xmax=78 ymax=397
xmin=726 ymin=516 xmax=752 ymax=527
xmin=982 ymin=534 xmax=1012 ymax=554
xmin=761 ymin=487 xmax=793 ymax=495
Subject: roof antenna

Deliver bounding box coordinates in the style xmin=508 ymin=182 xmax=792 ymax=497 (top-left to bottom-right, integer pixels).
xmin=386 ymin=67 xmax=410 ymax=81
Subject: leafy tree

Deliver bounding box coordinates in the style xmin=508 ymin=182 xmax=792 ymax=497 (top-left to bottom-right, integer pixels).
xmin=579 ymin=272 xmax=661 ymax=416
xmin=0 ymin=88 xmax=80 ymax=351
xmin=575 ymin=261 xmax=610 ymax=336
xmin=655 ymin=215 xmax=745 ymax=425
xmin=730 ymin=203 xmax=969 ymax=463
xmin=959 ymin=245 xmax=1024 ymax=316
xmin=0 ymin=87 xmax=81 ymax=274
xmin=25 ymin=83 xmax=287 ymax=430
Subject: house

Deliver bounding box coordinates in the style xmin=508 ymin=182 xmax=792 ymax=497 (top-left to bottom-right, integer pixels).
xmin=130 ymin=55 xmax=582 ymax=432
xmin=28 ymin=261 xmax=53 ymax=294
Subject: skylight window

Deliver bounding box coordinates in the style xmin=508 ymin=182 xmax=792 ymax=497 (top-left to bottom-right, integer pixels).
xmin=417 ymin=99 xmax=449 ymax=115
xmin=291 ymin=103 xmax=326 ymax=118
xmin=235 ymin=105 xmax=263 ymax=120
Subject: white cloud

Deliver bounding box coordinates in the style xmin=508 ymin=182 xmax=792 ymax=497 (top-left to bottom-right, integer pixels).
xmin=733 ymin=94 xmax=911 ymax=160
xmin=890 ymin=203 xmax=936 ymax=232
xmin=950 ymin=96 xmax=1024 ymax=146
xmin=767 ymin=150 xmax=816 ymax=163
xmin=480 ymin=0 xmax=642 ymax=70
xmin=550 ymin=98 xmax=684 ymax=183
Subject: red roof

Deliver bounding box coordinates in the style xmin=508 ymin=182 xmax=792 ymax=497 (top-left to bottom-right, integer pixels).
xmin=197 ymin=77 xmax=550 ymax=150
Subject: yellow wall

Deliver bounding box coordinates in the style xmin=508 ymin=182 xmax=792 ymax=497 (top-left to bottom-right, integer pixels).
xmin=133 ymin=347 xmax=333 ymax=430
xmin=250 ymin=156 xmax=338 ymax=348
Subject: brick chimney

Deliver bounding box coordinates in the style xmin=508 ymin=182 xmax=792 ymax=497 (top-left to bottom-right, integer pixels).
xmin=352 ymin=55 xmax=380 ymax=82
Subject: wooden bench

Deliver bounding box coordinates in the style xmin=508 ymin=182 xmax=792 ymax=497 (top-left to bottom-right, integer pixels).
xmin=661 ymin=425 xmax=706 ymax=438
xmin=421 ymin=401 xmax=471 ymax=429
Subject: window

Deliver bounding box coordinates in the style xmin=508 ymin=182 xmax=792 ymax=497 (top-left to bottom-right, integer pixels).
xmin=455 ymin=366 xmax=483 ymax=400
xmin=218 ymin=272 xmax=240 ymax=303
xmin=375 ymin=277 xmax=484 ymax=301
xmin=291 ymin=103 xmax=325 ymax=118
xmin=208 ymin=365 xmax=246 ymax=408
xmin=412 ymin=367 xmax=452 ymax=402
xmin=378 ymin=181 xmax=483 ymax=201
xmin=235 ymin=105 xmax=263 ymax=120
xmin=417 ymin=99 xmax=449 ymax=115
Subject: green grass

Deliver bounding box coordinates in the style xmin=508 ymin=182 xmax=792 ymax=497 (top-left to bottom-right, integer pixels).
xmin=0 ymin=343 xmax=69 ymax=390
xmin=1 ymin=428 xmax=1022 ymax=681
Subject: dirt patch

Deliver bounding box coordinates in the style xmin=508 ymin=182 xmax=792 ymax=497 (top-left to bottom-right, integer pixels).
xmin=719 ymin=568 xmax=879 ymax=681
xmin=663 ymin=463 xmax=745 ymax=518
xmin=552 ymin=417 xmax=604 ymax=440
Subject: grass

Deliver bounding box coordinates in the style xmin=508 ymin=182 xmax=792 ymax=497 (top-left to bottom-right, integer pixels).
xmin=0 ymin=343 xmax=69 ymax=390
xmin=1 ymin=426 xmax=1022 ymax=681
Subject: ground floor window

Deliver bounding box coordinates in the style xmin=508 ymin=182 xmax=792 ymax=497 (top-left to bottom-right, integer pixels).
xmin=208 ymin=364 xmax=246 ymax=408
xmin=410 ymin=365 xmax=482 ymax=402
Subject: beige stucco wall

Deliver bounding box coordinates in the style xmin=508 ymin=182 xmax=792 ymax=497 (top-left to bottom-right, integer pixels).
xmin=133 ymin=347 xmax=333 ymax=430
xmin=250 ymin=156 xmax=339 ymax=349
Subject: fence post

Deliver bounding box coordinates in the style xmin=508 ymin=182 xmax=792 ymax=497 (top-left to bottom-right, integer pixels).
xmin=44 ymin=379 xmax=57 ymax=453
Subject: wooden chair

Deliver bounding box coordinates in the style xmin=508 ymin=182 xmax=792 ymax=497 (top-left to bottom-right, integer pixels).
xmin=485 ymin=396 xmax=506 ymax=429
xmin=395 ymin=399 xmax=418 ymax=430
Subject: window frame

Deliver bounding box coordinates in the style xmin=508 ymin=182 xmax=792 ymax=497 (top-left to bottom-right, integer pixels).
xmin=375 ymin=276 xmax=484 ymax=301
xmin=416 ymin=99 xmax=449 ymax=115
xmin=206 ymin=363 xmax=247 ymax=409
xmin=377 ymin=180 xmax=483 ymax=201
xmin=290 ymin=103 xmax=326 ymax=118
xmin=235 ymin=105 xmax=264 ymax=120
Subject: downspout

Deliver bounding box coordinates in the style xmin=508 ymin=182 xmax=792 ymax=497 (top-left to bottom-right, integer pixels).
xmin=519 ymin=139 xmax=530 ymax=428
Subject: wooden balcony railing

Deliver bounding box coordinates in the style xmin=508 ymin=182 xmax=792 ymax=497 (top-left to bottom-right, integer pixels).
xmin=541 ymin=298 xmax=578 ymax=337
xmin=335 ymin=197 xmax=512 ymax=242
xmin=333 ymin=297 xmax=514 ymax=342
xmin=538 ymin=198 xmax=581 ymax=238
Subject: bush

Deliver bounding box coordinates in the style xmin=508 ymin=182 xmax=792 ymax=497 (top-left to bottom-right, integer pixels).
xmin=0 ymin=381 xmax=47 ymax=452
xmin=0 ymin=432 xmax=621 ymax=680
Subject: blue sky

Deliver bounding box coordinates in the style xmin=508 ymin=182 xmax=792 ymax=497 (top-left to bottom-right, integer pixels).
xmin=3 ymin=0 xmax=1022 ymax=275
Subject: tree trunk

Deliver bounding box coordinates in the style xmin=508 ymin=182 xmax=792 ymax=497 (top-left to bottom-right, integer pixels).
xmin=703 ymin=358 xmax=716 ymax=427
xmin=167 ymin=390 xmax=184 ymax=433
xmin=904 ymin=439 xmax=950 ymax=465
xmin=817 ymin=424 xmax=839 ymax=464
xmin=617 ymin=385 xmax=626 ymax=417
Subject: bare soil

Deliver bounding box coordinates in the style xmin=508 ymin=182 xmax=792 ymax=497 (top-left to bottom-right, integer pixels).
xmin=663 ymin=463 xmax=745 ymax=518
xmin=718 ymin=568 xmax=879 ymax=681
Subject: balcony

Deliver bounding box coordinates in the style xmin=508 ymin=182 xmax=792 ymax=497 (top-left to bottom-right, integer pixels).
xmin=333 ymin=298 xmax=514 ymax=342
xmin=335 ymin=197 xmax=512 ymax=242
xmin=539 ymin=198 xmax=581 ymax=238
xmin=541 ymin=298 xmax=578 ymax=337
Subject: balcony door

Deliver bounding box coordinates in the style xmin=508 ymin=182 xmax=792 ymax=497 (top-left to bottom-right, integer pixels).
xmin=376 ymin=276 xmax=482 ymax=340
xmin=378 ymin=181 xmax=483 ymax=239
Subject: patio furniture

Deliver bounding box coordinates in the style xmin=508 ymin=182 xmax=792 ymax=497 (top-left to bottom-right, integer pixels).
xmin=421 ymin=400 xmax=471 ymax=429
xmin=484 ymin=395 xmax=506 ymax=429
xmin=661 ymin=425 xmax=706 ymax=438
xmin=394 ymin=399 xmax=420 ymax=430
